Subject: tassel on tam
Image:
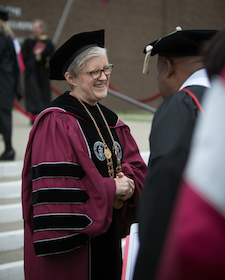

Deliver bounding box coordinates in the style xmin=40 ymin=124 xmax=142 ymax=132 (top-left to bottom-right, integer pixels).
xmin=143 ymin=45 xmax=153 ymax=74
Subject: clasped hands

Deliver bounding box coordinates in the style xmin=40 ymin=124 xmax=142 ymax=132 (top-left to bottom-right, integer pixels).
xmin=114 ymin=172 xmax=135 ymax=202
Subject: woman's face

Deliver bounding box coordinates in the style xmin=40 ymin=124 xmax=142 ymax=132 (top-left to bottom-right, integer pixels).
xmin=72 ymin=54 xmax=110 ymax=105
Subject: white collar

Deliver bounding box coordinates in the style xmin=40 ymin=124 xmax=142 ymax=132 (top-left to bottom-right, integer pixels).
xmin=179 ymin=68 xmax=211 ymax=90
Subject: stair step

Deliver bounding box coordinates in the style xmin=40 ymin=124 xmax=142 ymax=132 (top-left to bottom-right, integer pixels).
xmin=0 ymin=248 xmax=23 ymax=265
xmin=0 ymin=203 xmax=22 ymax=223
xmin=0 ymin=220 xmax=23 ymax=233
xmin=0 ymin=197 xmax=21 ymax=205
xmin=0 ymin=180 xmax=22 ymax=199
xmin=0 ymin=260 xmax=24 ymax=280
xmin=0 ymin=229 xmax=23 ymax=251
xmin=0 ymin=161 xmax=23 ymax=179
xmin=0 ymin=176 xmax=22 ymax=183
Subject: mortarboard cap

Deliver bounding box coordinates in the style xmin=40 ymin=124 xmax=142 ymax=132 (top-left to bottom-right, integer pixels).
xmin=0 ymin=7 xmax=13 ymax=21
xmin=49 ymin=29 xmax=105 ymax=80
xmin=143 ymin=27 xmax=218 ymax=74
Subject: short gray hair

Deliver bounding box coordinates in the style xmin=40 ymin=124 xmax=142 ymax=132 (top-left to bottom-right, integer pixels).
xmin=67 ymin=46 xmax=108 ymax=78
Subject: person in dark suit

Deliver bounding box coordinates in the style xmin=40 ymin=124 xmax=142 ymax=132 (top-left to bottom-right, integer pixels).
xmin=134 ymin=27 xmax=218 ymax=280
xmin=0 ymin=7 xmax=22 ymax=160
xmin=154 ymin=29 xmax=225 ymax=280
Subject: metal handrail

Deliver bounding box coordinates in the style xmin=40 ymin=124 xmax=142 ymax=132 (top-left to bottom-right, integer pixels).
xmin=108 ymin=88 xmax=156 ymax=113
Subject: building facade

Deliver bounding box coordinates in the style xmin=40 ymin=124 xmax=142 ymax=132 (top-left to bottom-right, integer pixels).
xmin=2 ymin=0 xmax=225 ymax=111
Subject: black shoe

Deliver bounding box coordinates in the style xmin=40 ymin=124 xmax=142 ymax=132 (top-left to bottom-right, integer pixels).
xmin=0 ymin=149 xmax=15 ymax=161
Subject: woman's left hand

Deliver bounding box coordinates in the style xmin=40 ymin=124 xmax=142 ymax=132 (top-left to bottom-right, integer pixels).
xmin=115 ymin=172 xmax=135 ymax=201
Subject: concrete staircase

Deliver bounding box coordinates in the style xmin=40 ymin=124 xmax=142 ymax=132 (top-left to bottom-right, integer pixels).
xmin=0 ymin=161 xmax=24 ymax=280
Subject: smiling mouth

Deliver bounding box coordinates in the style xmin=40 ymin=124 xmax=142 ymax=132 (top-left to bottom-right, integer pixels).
xmin=95 ymin=84 xmax=106 ymax=88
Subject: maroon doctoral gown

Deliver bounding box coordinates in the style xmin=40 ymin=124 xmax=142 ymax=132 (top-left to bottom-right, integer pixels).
xmin=22 ymin=92 xmax=147 ymax=280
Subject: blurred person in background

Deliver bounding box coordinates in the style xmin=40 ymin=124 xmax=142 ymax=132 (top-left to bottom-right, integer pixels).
xmin=22 ymin=19 xmax=54 ymax=122
xmin=203 ymin=29 xmax=225 ymax=80
xmin=22 ymin=29 xmax=147 ymax=280
xmin=0 ymin=7 xmax=22 ymax=160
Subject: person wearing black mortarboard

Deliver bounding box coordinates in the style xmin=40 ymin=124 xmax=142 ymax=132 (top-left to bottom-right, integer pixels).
xmin=0 ymin=7 xmax=22 ymax=160
xmin=22 ymin=30 xmax=147 ymax=280
xmin=133 ymin=27 xmax=218 ymax=280
xmin=153 ymin=29 xmax=225 ymax=280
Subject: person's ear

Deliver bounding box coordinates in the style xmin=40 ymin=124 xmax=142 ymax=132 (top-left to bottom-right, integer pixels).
xmin=64 ymin=72 xmax=77 ymax=86
xmin=165 ymin=58 xmax=174 ymax=78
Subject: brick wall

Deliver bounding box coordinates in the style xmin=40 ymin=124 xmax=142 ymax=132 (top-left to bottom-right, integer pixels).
xmin=2 ymin=0 xmax=225 ymax=111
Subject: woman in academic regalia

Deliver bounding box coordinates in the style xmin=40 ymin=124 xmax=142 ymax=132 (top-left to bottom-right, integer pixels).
xmin=22 ymin=30 xmax=147 ymax=280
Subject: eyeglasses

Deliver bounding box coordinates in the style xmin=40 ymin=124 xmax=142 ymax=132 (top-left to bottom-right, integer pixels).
xmin=80 ymin=64 xmax=113 ymax=79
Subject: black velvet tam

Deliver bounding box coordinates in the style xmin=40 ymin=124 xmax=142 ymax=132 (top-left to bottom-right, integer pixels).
xmin=49 ymin=29 xmax=105 ymax=80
